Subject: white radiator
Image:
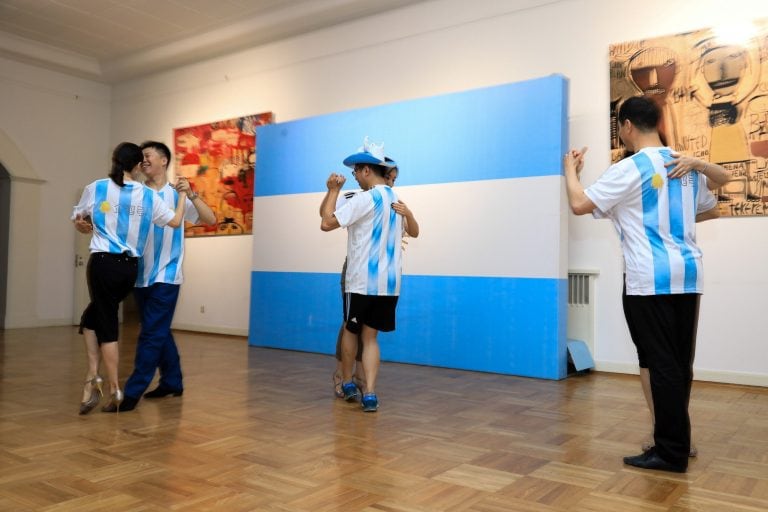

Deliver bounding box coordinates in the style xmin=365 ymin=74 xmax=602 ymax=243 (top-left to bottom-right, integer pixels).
xmin=567 ymin=270 xmax=599 ymax=355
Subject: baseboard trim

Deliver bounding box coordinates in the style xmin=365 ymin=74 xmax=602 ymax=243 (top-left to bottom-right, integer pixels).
xmin=3 ymin=317 xmax=74 ymax=329
xmin=171 ymin=323 xmax=247 ymax=337
xmin=596 ymin=361 xmax=767 ymax=387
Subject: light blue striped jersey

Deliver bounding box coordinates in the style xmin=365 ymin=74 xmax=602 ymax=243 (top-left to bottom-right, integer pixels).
xmin=136 ymin=183 xmax=200 ymax=287
xmin=584 ymin=147 xmax=717 ymax=295
xmin=334 ymin=184 xmax=403 ymax=296
xmin=72 ymin=179 xmax=176 ymax=258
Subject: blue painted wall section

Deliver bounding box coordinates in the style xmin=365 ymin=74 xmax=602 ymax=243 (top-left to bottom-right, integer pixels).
xmin=250 ymin=272 xmax=569 ymax=379
xmin=255 ymin=75 xmax=567 ymax=195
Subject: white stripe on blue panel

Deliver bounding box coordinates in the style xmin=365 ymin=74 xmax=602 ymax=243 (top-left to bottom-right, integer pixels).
xmin=250 ymin=177 xmax=565 ymax=279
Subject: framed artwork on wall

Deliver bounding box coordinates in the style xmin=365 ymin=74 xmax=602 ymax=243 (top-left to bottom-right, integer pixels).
xmin=610 ymin=20 xmax=768 ymax=217
xmin=173 ymin=112 xmax=273 ymax=236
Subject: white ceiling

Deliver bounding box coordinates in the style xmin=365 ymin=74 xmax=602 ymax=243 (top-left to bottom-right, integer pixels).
xmin=0 ymin=0 xmax=428 ymax=83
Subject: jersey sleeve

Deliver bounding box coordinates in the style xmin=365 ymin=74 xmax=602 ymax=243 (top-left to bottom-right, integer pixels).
xmin=591 ymin=206 xmax=611 ymax=219
xmin=584 ymin=162 xmax=637 ymax=214
xmin=151 ymin=190 xmax=176 ymax=226
xmin=695 ymin=173 xmax=717 ymax=214
xmin=335 ymin=192 xmax=371 ymax=228
xmin=72 ymin=183 xmax=94 ymax=220
xmin=183 ymin=196 xmax=200 ymax=224
xmin=335 ymin=190 xmax=358 ymax=210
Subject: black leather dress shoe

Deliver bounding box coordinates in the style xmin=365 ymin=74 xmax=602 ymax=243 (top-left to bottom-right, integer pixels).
xmin=144 ymin=386 xmax=183 ymax=399
xmin=623 ymin=448 xmax=686 ymax=473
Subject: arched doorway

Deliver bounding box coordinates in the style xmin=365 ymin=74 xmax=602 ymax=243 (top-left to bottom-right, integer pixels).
xmin=0 ymin=163 xmax=9 ymax=329
xmin=0 ymin=129 xmax=45 ymax=329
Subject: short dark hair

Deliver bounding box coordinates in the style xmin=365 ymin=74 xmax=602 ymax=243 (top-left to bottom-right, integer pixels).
xmin=618 ymin=96 xmax=660 ymax=132
xmin=384 ymin=157 xmax=398 ymax=175
xmin=354 ymin=163 xmax=389 ymax=178
xmin=109 ymin=142 xmax=143 ymax=186
xmin=140 ymin=140 xmax=172 ymax=169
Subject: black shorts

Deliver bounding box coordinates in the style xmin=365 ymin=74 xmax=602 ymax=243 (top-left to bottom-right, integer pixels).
xmin=79 ymin=252 xmax=138 ymax=344
xmin=344 ymin=293 xmax=398 ymax=334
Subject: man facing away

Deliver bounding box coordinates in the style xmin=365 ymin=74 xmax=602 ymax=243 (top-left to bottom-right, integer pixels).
xmin=112 ymin=140 xmax=216 ymax=412
xmin=564 ymin=96 xmax=728 ymax=472
xmin=320 ymin=139 xmax=403 ymax=412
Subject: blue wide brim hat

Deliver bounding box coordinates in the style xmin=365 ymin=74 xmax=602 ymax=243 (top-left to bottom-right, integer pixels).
xmin=343 ymin=136 xmax=396 ymax=169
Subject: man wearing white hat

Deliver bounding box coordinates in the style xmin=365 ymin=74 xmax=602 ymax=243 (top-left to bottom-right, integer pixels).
xmin=320 ymin=138 xmax=403 ymax=412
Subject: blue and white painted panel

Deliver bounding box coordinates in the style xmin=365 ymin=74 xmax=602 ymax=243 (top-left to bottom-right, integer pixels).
xmin=250 ymin=75 xmax=569 ymax=379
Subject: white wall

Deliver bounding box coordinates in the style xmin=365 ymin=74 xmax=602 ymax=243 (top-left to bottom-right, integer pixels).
xmin=7 ymin=0 xmax=763 ymax=384
xmin=0 ymin=56 xmax=111 ymax=328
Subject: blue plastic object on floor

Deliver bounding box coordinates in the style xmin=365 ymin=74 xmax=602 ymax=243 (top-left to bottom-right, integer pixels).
xmin=567 ymin=339 xmax=594 ymax=372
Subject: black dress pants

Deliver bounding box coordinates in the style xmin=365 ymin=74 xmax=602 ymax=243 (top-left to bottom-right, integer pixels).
xmin=622 ymin=292 xmax=700 ymax=468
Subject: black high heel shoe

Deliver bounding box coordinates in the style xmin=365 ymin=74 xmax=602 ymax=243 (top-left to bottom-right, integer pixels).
xmin=79 ymin=375 xmax=103 ymax=415
xmin=101 ymin=389 xmax=124 ymax=413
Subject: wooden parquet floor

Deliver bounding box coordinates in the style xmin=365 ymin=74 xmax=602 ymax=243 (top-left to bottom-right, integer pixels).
xmin=0 ymin=324 xmax=767 ymax=511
